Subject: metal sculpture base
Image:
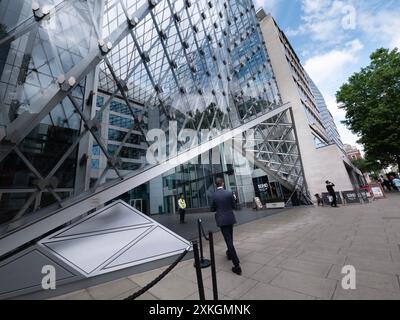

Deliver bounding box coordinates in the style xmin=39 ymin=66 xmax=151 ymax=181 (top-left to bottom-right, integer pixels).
xmin=194 ymin=258 xmax=211 ymax=269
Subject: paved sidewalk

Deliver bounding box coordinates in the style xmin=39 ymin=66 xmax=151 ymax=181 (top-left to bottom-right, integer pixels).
xmin=152 ymin=206 xmax=287 ymax=241
xmin=52 ymin=194 xmax=400 ymax=300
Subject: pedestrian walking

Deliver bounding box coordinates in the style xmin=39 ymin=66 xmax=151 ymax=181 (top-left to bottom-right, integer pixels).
xmin=210 ymin=178 xmax=242 ymax=276
xmin=390 ymin=176 xmax=400 ymax=192
xmin=383 ymin=178 xmax=392 ymax=191
xmin=232 ymin=191 xmax=239 ymax=210
xmin=326 ymin=181 xmax=338 ymax=207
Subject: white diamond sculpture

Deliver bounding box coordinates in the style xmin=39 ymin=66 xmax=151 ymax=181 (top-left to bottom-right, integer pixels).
xmin=38 ymin=200 xmax=191 ymax=277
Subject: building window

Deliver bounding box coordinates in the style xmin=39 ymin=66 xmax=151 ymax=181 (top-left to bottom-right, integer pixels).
xmin=92 ymin=144 xmax=100 ymax=156
xmin=110 ymin=100 xmax=131 ymax=115
xmin=121 ymin=162 xmax=141 ymax=171
xmin=313 ymin=136 xmax=327 ymax=149
xmin=108 ymin=128 xmax=144 ymax=145
xmin=109 ymin=114 xmax=134 ymax=129
xmin=91 ymin=159 xmax=99 ymax=169
xmin=107 ymin=144 xmax=146 ymax=159
xmin=96 ymin=96 xmax=104 ymax=108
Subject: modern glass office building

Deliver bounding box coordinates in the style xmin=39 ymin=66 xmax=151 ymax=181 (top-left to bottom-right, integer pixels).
xmin=0 ymin=0 xmax=311 ymax=223
xmin=0 ymin=1 xmax=315 ymax=298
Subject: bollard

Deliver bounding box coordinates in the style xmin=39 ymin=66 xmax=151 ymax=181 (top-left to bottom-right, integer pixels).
xmin=197 ymin=219 xmax=211 ymax=268
xmin=192 ymin=241 xmax=205 ymax=300
xmin=208 ymin=231 xmax=218 ymax=300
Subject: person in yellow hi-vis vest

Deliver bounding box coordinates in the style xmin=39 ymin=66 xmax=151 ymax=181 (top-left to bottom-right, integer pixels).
xmin=178 ymin=194 xmax=186 ymax=224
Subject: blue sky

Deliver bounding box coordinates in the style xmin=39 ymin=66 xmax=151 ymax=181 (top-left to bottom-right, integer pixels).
xmin=254 ymin=0 xmax=400 ymax=149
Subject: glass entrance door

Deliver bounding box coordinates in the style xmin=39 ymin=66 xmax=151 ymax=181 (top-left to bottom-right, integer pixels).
xmin=164 ymin=196 xmax=176 ymax=215
xmin=130 ymin=199 xmax=143 ymax=212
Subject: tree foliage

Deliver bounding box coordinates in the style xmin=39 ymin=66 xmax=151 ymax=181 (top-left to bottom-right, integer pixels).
xmin=336 ymin=48 xmax=400 ymax=169
xmin=351 ymin=157 xmax=381 ymax=174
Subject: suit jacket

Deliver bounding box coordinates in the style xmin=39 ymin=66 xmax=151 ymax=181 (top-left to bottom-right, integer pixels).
xmin=210 ymin=188 xmax=237 ymax=227
xmin=326 ymin=183 xmax=335 ymax=194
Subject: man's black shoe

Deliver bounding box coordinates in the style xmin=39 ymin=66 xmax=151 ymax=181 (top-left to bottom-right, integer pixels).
xmin=232 ymin=266 xmax=242 ymax=276
xmin=226 ymin=250 xmax=231 ymax=261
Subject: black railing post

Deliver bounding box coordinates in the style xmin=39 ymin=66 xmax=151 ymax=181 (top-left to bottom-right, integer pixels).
xmin=197 ymin=219 xmax=211 ymax=268
xmin=192 ymin=241 xmax=205 ymax=300
xmin=197 ymin=219 xmax=204 ymax=260
xmin=208 ymin=231 xmax=218 ymax=300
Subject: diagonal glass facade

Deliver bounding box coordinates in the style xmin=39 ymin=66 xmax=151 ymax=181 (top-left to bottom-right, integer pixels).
xmin=0 ymin=0 xmax=310 ymax=241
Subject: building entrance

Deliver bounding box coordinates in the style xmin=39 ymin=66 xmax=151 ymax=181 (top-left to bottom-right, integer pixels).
xmin=130 ymin=199 xmax=144 ymax=212
xmin=164 ymin=196 xmax=176 ymax=215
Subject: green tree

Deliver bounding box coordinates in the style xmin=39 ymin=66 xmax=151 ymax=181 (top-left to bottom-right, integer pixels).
xmin=336 ymin=48 xmax=400 ymax=169
xmin=351 ymin=157 xmax=382 ymax=174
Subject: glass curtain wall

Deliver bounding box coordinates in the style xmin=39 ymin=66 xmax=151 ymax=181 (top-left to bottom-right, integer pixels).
xmin=0 ymin=0 xmax=302 ymax=228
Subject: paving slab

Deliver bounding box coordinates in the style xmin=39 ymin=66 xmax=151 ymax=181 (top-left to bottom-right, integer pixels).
xmin=147 ymin=274 xmax=198 ymax=300
xmin=249 ymin=265 xmax=283 ymax=284
xmin=270 ymin=270 xmax=337 ymax=299
xmin=88 ymin=278 xmax=139 ymax=300
xmin=241 ymin=282 xmax=315 ymax=300
xmin=278 ymin=258 xmax=333 ymax=278
xmin=333 ymin=285 xmax=400 ymax=300
xmin=50 ymin=289 xmax=93 ymax=300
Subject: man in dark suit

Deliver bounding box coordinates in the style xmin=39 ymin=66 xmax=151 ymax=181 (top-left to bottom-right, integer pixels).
xmin=210 ymin=178 xmax=242 ymax=275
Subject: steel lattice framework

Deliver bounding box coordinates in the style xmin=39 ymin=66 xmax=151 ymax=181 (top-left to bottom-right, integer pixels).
xmin=244 ymin=108 xmax=311 ymax=205
xmin=0 ymin=0 xmax=311 ymax=256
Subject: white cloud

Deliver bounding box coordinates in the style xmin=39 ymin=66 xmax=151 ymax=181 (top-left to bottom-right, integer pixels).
xmin=302 ymin=0 xmax=330 ymax=14
xmin=304 ymin=39 xmax=363 ymax=146
xmin=324 ymin=95 xmax=345 ymax=119
xmin=358 ymin=9 xmax=400 ymax=49
xmin=288 ymin=0 xmax=400 ymax=51
xmin=337 ymin=124 xmax=362 ymax=149
xmin=286 ymin=0 xmax=356 ymax=45
xmin=304 ymin=39 xmax=363 ymax=85
xmin=254 ymin=0 xmax=279 ymax=15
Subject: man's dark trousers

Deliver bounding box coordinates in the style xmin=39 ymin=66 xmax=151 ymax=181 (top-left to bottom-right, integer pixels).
xmin=330 ymin=192 xmax=337 ymax=207
xmin=211 ymin=188 xmax=240 ymax=267
xmin=220 ymin=225 xmax=240 ymax=267
xmin=179 ymin=208 xmax=185 ymax=223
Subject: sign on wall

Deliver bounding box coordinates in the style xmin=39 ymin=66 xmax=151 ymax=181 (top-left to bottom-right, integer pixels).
xmin=342 ymin=191 xmax=360 ymax=204
xmin=257 ymin=183 xmax=269 ymax=193
xmin=359 ymin=190 xmax=369 ymax=202
xmin=370 ymin=185 xmax=385 ymax=199
xmin=321 ymin=192 xmax=343 ymax=206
